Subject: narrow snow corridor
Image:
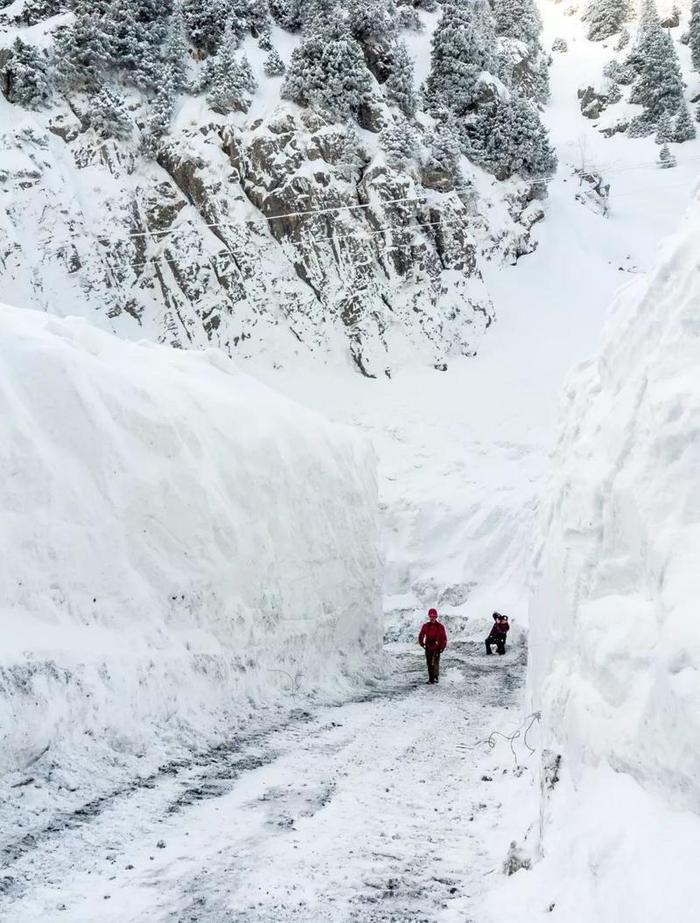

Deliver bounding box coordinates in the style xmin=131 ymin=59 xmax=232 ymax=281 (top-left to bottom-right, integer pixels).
xmin=0 ymin=641 xmax=530 ymax=923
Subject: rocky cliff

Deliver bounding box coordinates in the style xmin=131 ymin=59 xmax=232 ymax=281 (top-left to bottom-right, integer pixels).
xmin=0 ymin=3 xmax=550 ymax=376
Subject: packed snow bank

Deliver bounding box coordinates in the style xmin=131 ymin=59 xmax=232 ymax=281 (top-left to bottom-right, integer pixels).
xmin=492 ymin=200 xmax=700 ymax=921
xmin=531 ymin=199 xmax=700 ymax=807
xmin=0 ymin=305 xmax=381 ymax=794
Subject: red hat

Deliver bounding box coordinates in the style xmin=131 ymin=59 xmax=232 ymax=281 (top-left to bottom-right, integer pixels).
xmin=428 ymin=608 xmax=438 ymax=619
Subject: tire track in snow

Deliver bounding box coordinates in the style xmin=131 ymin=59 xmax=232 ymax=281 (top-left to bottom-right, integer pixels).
xmin=0 ymin=642 xmax=529 ymax=923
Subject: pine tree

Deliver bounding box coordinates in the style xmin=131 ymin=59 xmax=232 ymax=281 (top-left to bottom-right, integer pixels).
xmin=673 ymin=101 xmax=697 ymax=141
xmin=164 ymin=2 xmax=190 ymax=92
xmin=582 ymin=0 xmax=632 ymax=42
xmin=282 ymin=13 xmax=373 ymax=121
xmin=424 ymin=0 xmax=498 ymax=117
xmin=348 ymin=0 xmax=397 ymax=48
xmin=423 ymin=118 xmax=474 ymax=203
xmin=54 ymin=1 xmax=110 ymax=93
xmin=206 ymin=26 xmax=257 ymax=113
xmin=143 ymin=64 xmax=176 ymax=157
xmin=533 ymin=56 xmax=551 ymax=105
xmin=301 ymin=0 xmax=338 ymax=33
xmin=385 ymin=41 xmax=417 ymax=117
xmin=238 ymin=54 xmax=257 ymax=94
xmin=604 ymin=58 xmax=635 ymax=86
xmin=690 ymin=0 xmax=700 ymax=71
xmin=467 ymin=95 xmax=557 ymax=180
xmin=629 ymin=6 xmax=684 ymax=122
xmin=90 ymin=83 xmax=133 ymax=139
xmin=655 ymin=109 xmax=673 ymax=143
xmin=183 ymin=0 xmax=231 ymax=55
xmin=396 ymin=6 xmax=422 ymax=32
xmin=257 ymin=17 xmax=273 ymax=51
xmin=380 ymin=115 xmax=420 ymax=168
xmin=269 ymin=0 xmax=301 ymax=32
xmin=105 ymin=0 xmax=167 ymax=90
xmin=638 ymin=0 xmax=661 ymax=34
xmin=264 ymin=47 xmax=286 ymax=77
xmin=5 ymin=38 xmax=51 ymax=109
xmin=492 ymin=0 xmax=542 ymax=48
xmin=657 ymin=142 xmax=676 ymax=168
xmin=617 ymin=27 xmax=631 ymax=51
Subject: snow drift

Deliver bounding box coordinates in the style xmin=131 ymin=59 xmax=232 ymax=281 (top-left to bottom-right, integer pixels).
xmin=516 ymin=198 xmax=700 ymax=921
xmin=0 ymin=305 xmax=381 ymax=796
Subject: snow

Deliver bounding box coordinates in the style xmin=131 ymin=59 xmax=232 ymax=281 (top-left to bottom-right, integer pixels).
xmin=0 ymin=641 xmax=533 ymax=923
xmin=0 ymin=304 xmax=381 ymax=850
xmin=2 ymin=1 xmax=700 ymax=920
xmin=493 ymin=192 xmax=700 ymax=922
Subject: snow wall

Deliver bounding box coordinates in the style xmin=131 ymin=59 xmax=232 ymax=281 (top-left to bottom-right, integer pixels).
xmin=505 ymin=202 xmax=700 ymax=921
xmin=0 ymin=305 xmax=381 ymax=790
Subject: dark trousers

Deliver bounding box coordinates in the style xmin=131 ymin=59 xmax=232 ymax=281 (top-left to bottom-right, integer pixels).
xmin=425 ymin=648 xmax=441 ymax=683
xmin=485 ymin=634 xmax=506 ymax=655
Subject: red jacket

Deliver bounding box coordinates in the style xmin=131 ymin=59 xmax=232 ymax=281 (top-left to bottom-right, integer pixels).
xmin=418 ymin=621 xmax=447 ymax=652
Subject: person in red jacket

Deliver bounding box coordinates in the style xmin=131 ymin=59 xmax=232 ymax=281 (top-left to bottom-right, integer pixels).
xmin=418 ymin=608 xmax=448 ymax=684
xmin=485 ymin=612 xmax=510 ymax=655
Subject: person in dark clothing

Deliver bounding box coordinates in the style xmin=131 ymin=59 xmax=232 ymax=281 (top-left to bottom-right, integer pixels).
xmin=485 ymin=612 xmax=510 ymax=655
xmin=418 ymin=608 xmax=448 ymax=684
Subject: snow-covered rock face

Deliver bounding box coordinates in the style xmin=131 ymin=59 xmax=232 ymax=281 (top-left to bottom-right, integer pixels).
xmin=0 ymin=305 xmax=382 ymax=783
xmin=0 ymin=107 xmax=495 ymax=377
xmin=0 ymin=1 xmax=558 ymax=376
xmin=530 ymin=198 xmax=700 ymax=811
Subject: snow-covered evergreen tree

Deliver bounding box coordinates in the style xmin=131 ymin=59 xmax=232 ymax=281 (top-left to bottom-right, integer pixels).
xmin=206 ymin=25 xmax=257 ymax=113
xmin=105 ymin=0 xmax=168 ymax=90
xmin=638 ymin=0 xmax=661 ymax=33
xmin=629 ymin=15 xmax=684 ymax=122
xmin=238 ymin=54 xmax=257 ymax=94
xmin=604 ymin=58 xmax=635 ymax=86
xmin=582 ymin=0 xmax=632 ymax=42
xmin=264 ymin=47 xmax=286 ymax=77
xmin=54 ymin=1 xmax=110 ymax=93
xmin=282 ymin=12 xmax=373 ymax=121
xmin=143 ymin=64 xmax=176 ymax=157
xmin=396 ymin=5 xmax=422 ymax=31
xmin=164 ymin=2 xmax=190 ymax=92
xmin=467 ymin=95 xmax=557 ymax=180
xmin=690 ymin=0 xmax=700 ymax=71
xmin=673 ymin=100 xmax=697 ymax=141
xmin=90 ymin=83 xmax=133 ymax=139
xmin=269 ymin=0 xmax=301 ymax=32
xmin=424 ymin=0 xmax=498 ymax=116
xmin=5 ymin=38 xmax=51 ymax=109
xmin=257 ymin=16 xmax=273 ymax=50
xmin=348 ymin=0 xmax=397 ymax=47
xmin=380 ymin=115 xmax=420 ymax=168
xmin=183 ymin=0 xmax=232 ymax=54
xmin=655 ymin=109 xmax=673 ymax=143
xmin=493 ymin=0 xmax=542 ymax=48
xmin=657 ymin=142 xmax=676 ymax=167
xmin=533 ymin=56 xmax=551 ymax=105
xmin=423 ymin=118 xmax=474 ymax=203
xmin=385 ymin=41 xmax=417 ymax=117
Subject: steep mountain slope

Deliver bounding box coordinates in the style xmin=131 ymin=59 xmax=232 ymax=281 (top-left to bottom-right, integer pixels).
xmin=0 ymin=0 xmax=557 ymax=376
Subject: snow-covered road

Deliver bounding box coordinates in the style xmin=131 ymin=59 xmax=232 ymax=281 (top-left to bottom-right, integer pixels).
xmin=1 ymin=640 xmax=532 ymax=923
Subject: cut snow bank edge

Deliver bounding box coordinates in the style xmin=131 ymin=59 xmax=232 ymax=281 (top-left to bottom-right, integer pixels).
xmin=0 ymin=304 xmax=382 ymax=792
xmin=487 ymin=196 xmax=700 ymax=923
xmin=531 ymin=199 xmax=700 ymax=807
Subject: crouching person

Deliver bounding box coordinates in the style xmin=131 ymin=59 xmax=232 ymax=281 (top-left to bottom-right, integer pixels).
xmin=485 ymin=612 xmax=509 ymax=655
